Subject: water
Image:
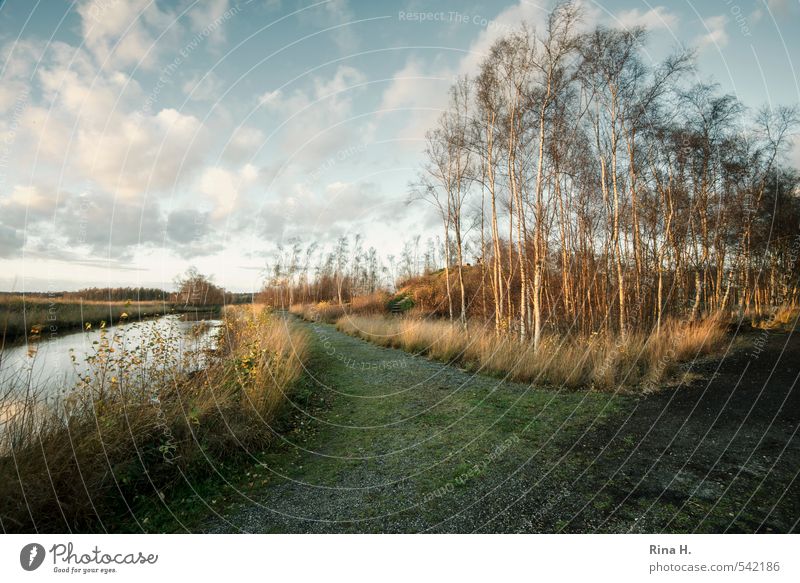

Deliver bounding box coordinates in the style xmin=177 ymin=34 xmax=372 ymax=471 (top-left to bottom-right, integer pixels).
xmin=0 ymin=315 xmax=222 ymax=398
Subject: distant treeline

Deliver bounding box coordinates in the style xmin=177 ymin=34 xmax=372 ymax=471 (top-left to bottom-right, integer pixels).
xmin=61 ymin=286 xmax=253 ymax=305
xmin=2 ymin=284 xmax=253 ymax=306
xmin=1 ymin=271 xmax=255 ymax=342
xmin=62 ymin=287 xmax=169 ymax=302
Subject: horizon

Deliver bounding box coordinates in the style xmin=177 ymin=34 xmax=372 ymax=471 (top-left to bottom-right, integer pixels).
xmin=2 ymin=0 xmax=799 ymax=293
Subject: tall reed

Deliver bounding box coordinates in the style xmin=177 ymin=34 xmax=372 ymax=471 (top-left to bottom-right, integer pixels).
xmin=335 ymin=315 xmax=726 ymax=390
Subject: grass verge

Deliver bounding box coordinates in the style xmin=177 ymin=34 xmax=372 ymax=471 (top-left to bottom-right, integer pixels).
xmin=0 ymin=305 xmax=308 ymax=532
xmin=0 ymin=296 xmax=175 ymax=344
xmin=335 ymin=315 xmax=726 ymax=390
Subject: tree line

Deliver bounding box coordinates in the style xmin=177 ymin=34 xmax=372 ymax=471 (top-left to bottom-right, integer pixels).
xmin=62 ymin=287 xmax=169 ymax=302
xmin=413 ymin=2 xmax=799 ymax=346
xmin=259 ymin=235 xmax=387 ymax=306
xmin=57 ymin=268 xmax=245 ymax=306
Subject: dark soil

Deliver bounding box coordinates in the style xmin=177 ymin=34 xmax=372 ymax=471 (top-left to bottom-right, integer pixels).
xmin=566 ymin=328 xmax=800 ymax=533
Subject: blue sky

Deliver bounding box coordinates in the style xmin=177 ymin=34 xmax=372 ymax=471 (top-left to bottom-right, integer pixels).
xmin=1 ymin=0 xmax=798 ymax=292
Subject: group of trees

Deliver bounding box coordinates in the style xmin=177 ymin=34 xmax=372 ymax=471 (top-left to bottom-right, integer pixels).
xmin=416 ymin=2 xmax=800 ymax=345
xmin=259 ymin=235 xmax=386 ymax=306
xmin=258 ymin=232 xmax=485 ymax=308
xmin=172 ymin=267 xmax=227 ymax=306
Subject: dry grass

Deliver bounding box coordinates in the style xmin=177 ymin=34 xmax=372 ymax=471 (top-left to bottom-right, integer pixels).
xmin=336 ymin=315 xmax=726 ymax=391
xmin=349 ymin=291 xmax=391 ymax=315
xmin=0 ymin=295 xmax=172 ymax=344
xmin=0 ymin=305 xmax=308 ymax=532
xmin=290 ymin=292 xmax=389 ymax=323
xmin=290 ymin=301 xmax=346 ymax=323
xmin=751 ymin=305 xmax=800 ymax=331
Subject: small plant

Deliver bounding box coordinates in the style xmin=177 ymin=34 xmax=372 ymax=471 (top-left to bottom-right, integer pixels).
xmin=386 ymin=295 xmax=414 ymax=314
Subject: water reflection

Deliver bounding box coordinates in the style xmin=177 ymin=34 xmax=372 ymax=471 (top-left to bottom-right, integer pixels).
xmin=0 ymin=315 xmax=222 ymax=398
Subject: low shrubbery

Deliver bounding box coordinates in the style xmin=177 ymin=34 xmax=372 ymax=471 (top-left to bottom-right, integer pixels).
xmin=0 ymin=305 xmax=308 ymax=532
xmin=336 ymin=315 xmax=726 ymax=391
xmin=289 ymin=292 xmax=390 ymax=323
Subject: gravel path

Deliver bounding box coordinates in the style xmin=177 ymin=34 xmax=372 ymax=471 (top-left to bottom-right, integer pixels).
xmin=197 ymin=321 xmax=799 ymax=533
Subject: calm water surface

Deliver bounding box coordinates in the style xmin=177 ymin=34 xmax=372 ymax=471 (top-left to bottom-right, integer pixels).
xmin=0 ymin=315 xmax=222 ymax=397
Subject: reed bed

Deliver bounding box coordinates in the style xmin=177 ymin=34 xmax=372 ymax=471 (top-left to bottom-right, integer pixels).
xmin=289 ymin=292 xmax=389 ymax=323
xmin=0 ymin=296 xmax=172 ymax=344
xmin=336 ymin=315 xmax=726 ymax=391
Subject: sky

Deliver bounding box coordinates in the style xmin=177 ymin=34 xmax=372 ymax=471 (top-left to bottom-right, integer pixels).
xmin=0 ymin=0 xmax=798 ymax=293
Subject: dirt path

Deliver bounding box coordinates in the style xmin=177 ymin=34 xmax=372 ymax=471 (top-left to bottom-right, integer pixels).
xmin=583 ymin=327 xmax=800 ymax=533
xmin=191 ymin=321 xmax=798 ymax=533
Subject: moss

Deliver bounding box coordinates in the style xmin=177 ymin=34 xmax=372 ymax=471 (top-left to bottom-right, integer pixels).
xmin=386 ymin=294 xmax=415 ymax=313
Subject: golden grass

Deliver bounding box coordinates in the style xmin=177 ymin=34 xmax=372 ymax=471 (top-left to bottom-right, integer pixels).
xmin=336 ymin=315 xmax=726 ymax=391
xmin=349 ymin=291 xmax=391 ymax=315
xmin=290 ymin=301 xmax=345 ymax=323
xmin=0 ymin=296 xmax=172 ymax=344
xmin=752 ymin=305 xmax=800 ymax=331
xmin=0 ymin=305 xmax=308 ymax=532
xmin=289 ymin=292 xmax=389 ymax=323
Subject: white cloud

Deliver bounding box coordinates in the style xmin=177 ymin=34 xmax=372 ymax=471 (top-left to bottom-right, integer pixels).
xmin=696 ymin=14 xmax=729 ymax=50
xmin=37 ymin=42 xmax=143 ymax=120
xmin=0 ymin=40 xmax=42 ymax=114
xmin=378 ymin=58 xmax=452 ymax=141
xmin=240 ymin=163 xmax=259 ymax=183
xmin=258 ymin=89 xmax=282 ymax=107
xmin=77 ymin=0 xmax=176 ymax=70
xmin=188 ymin=0 xmax=231 ymax=47
xmin=183 ymin=72 xmax=226 ymax=101
xmin=74 ymin=107 xmax=207 ymax=199
xmin=0 ymin=5 xmax=268 ymax=275
xmin=0 ymin=185 xmax=56 ymax=231
xmin=314 ymin=65 xmax=365 ymax=95
xmin=250 ymin=178 xmax=391 ymax=243
xmin=259 ymin=65 xmax=368 ymax=170
xmin=224 ymin=126 xmax=266 ymax=162
xmin=615 ymin=6 xmax=678 ymax=31
xmin=5 ymin=185 xmax=50 ymax=212
xmin=198 ymin=164 xmax=258 ymax=220
xmin=0 ymin=185 xmax=168 ymax=260
xmin=456 ymin=0 xmax=550 ymax=75
xmin=297 ymin=0 xmax=357 ymax=53
xmin=4 ymin=39 xmax=209 ymax=201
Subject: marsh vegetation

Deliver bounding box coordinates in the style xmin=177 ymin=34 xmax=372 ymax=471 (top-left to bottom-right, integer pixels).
xmin=0 ymin=302 xmax=307 ymax=532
